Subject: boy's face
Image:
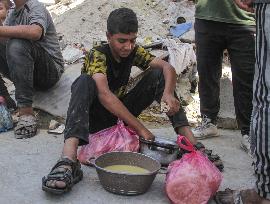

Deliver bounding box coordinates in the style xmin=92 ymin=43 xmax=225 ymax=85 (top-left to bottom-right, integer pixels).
xmin=107 ymin=32 xmax=137 ymax=58
xmin=0 ymin=2 xmax=7 ymax=20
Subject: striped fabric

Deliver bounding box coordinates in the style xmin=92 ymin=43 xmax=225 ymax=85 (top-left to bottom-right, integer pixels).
xmin=254 ymin=0 xmax=270 ymax=3
xmin=251 ymin=3 xmax=270 ymax=199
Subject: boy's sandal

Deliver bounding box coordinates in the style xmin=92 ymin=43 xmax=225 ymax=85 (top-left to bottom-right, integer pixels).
xmin=194 ymin=142 xmax=224 ymax=172
xmin=42 ymin=157 xmax=83 ymax=194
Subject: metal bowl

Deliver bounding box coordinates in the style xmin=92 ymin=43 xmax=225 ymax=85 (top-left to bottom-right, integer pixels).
xmin=139 ymin=137 xmax=179 ymax=166
xmin=94 ymin=151 xmax=161 ymax=195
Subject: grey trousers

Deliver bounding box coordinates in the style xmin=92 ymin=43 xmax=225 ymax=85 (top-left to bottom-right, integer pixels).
xmin=251 ymin=3 xmax=270 ymax=199
xmin=0 ymin=39 xmax=62 ymax=108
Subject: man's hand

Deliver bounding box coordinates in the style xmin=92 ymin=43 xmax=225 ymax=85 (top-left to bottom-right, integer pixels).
xmin=161 ymin=93 xmax=180 ymax=116
xmin=234 ymin=0 xmax=254 ymax=12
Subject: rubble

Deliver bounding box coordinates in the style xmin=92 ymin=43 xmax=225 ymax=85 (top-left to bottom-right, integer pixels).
xmin=22 ymin=0 xmax=236 ymax=130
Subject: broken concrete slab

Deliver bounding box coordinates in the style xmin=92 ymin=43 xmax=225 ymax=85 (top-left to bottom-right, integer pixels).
xmin=33 ymin=63 xmax=81 ymax=118
xmin=62 ymin=45 xmax=84 ymax=64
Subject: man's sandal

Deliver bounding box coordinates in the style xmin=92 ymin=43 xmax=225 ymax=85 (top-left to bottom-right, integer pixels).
xmin=42 ymin=157 xmax=83 ymax=194
xmin=14 ymin=115 xmax=38 ymax=139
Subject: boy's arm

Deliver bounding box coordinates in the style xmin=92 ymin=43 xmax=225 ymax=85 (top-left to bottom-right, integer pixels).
xmin=149 ymin=58 xmax=180 ymax=116
xmin=92 ymin=73 xmax=155 ymax=141
xmin=0 ymin=24 xmax=43 ymax=41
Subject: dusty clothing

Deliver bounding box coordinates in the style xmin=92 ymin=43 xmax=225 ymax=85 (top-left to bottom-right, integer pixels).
xmin=194 ymin=1 xmax=255 ymax=136
xmin=0 ymin=39 xmax=62 ymax=107
xmin=65 ymin=44 xmax=189 ymax=145
xmin=0 ymin=0 xmax=63 ymax=107
xmin=195 ymin=19 xmax=255 ymax=135
xmin=4 ymin=0 xmax=64 ymax=67
xmin=195 ymin=0 xmax=255 ymax=25
xmin=251 ymin=3 xmax=270 ymax=199
xmin=82 ymin=44 xmax=155 ymax=98
xmin=64 ymin=71 xmax=189 ymax=146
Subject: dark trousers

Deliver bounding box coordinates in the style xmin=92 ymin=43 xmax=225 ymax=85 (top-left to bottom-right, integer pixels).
xmin=195 ymin=19 xmax=255 ymax=135
xmin=64 ymin=69 xmax=189 ymax=145
xmin=0 ymin=39 xmax=62 ymax=108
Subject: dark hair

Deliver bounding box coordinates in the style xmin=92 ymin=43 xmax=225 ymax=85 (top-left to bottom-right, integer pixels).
xmin=107 ymin=8 xmax=138 ymax=35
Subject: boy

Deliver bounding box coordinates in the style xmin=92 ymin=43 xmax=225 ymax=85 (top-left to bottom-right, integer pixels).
xmin=0 ymin=0 xmax=11 ymax=24
xmin=42 ymin=8 xmax=220 ymax=194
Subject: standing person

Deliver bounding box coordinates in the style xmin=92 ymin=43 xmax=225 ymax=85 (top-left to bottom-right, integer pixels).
xmin=0 ymin=0 xmax=64 ymax=138
xmin=215 ymin=1 xmax=270 ymax=203
xmin=192 ymin=0 xmax=255 ymax=153
xmin=42 ymin=8 xmax=223 ymax=195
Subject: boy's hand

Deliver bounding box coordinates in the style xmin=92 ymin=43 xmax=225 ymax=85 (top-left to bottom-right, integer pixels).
xmin=234 ymin=0 xmax=254 ymax=12
xmin=137 ymin=128 xmax=155 ymax=141
xmin=161 ymin=93 xmax=180 ymax=116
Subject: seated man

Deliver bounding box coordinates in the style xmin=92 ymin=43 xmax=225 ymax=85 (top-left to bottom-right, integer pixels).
xmin=0 ymin=0 xmax=64 ymax=138
xmin=42 ymin=8 xmax=222 ymax=195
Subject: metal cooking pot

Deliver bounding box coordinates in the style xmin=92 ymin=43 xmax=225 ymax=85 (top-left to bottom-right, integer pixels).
xmin=93 ymin=151 xmax=161 ymax=195
xmin=139 ymin=136 xmax=179 ymax=166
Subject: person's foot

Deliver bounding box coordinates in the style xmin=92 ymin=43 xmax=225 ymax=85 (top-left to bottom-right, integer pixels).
xmin=42 ymin=157 xmax=83 ymax=194
xmin=193 ymin=116 xmax=219 ymax=139
xmin=14 ymin=107 xmax=37 ymax=139
xmin=175 ymin=125 xmax=197 ymax=144
xmin=194 ymin=142 xmax=224 ymax=171
xmin=215 ymin=188 xmax=270 ymax=204
xmin=240 ymin=189 xmax=270 ymax=204
xmin=45 ymin=158 xmax=72 ymax=189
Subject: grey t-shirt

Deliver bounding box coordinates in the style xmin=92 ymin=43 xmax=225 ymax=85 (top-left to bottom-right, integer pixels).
xmin=4 ymin=0 xmax=64 ymax=69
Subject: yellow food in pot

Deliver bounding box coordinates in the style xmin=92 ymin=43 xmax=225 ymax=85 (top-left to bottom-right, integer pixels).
xmin=104 ymin=165 xmax=150 ymax=174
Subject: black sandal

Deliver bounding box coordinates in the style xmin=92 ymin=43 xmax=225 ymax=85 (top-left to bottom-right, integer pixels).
xmin=42 ymin=157 xmax=83 ymax=194
xmin=194 ymin=142 xmax=224 ymax=172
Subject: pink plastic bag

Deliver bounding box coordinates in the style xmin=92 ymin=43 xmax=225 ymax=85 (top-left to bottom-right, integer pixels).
xmin=77 ymin=120 xmax=139 ymax=165
xmin=165 ymin=136 xmax=222 ymax=204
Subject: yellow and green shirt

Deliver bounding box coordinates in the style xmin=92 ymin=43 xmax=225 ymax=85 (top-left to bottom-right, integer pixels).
xmin=82 ymin=44 xmax=155 ymax=98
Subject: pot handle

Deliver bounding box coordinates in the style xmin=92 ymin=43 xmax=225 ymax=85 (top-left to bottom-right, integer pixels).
xmin=158 ymin=167 xmax=168 ymax=174
xmin=86 ymin=157 xmax=96 ymax=167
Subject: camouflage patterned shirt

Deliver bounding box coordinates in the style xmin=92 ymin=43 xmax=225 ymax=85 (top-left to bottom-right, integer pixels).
xmin=82 ymin=44 xmax=155 ymax=98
